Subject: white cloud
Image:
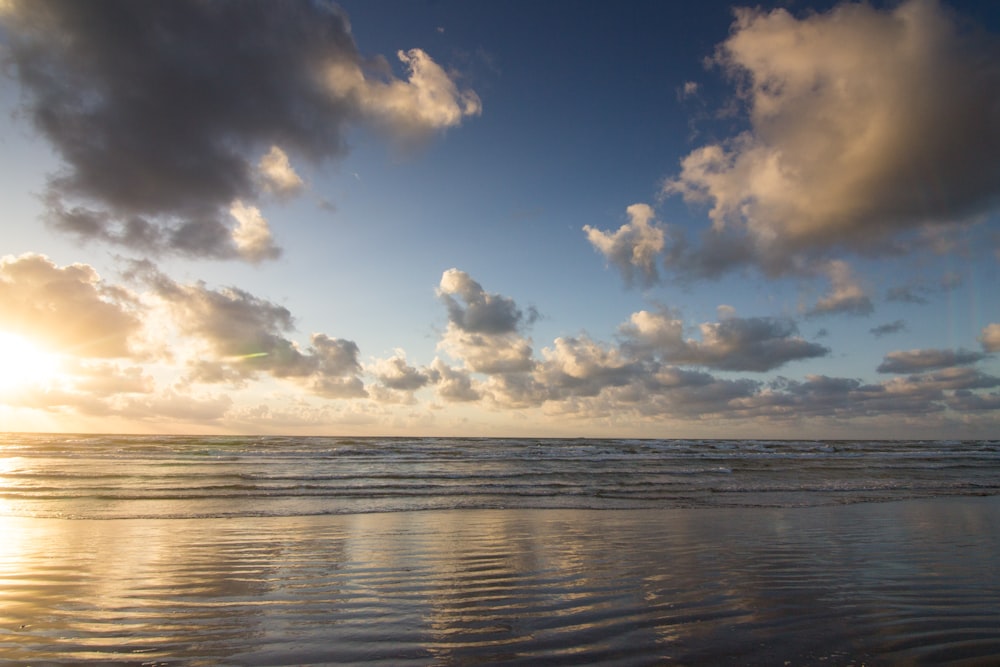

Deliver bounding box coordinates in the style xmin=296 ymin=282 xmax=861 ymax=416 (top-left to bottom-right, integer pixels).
xmin=369 ymin=350 xmax=435 ymax=403
xmin=980 ymin=323 xmax=1000 ymax=352
xmin=436 ymin=269 xmax=536 ymax=374
xmin=136 ymin=265 xmax=365 ymax=398
xmin=429 ymin=358 xmax=480 ymax=402
xmin=619 ymin=309 xmax=829 ymax=372
xmin=808 ymin=260 xmax=873 ymax=317
xmin=258 ymin=146 xmax=304 ymax=197
xmin=439 ymin=324 xmax=535 ymax=375
xmin=664 ymin=0 xmax=1000 ymax=275
xmin=229 ymin=201 xmax=281 ymax=263
xmin=326 ymin=48 xmax=481 ymax=146
xmin=583 ymin=204 xmax=666 ymax=287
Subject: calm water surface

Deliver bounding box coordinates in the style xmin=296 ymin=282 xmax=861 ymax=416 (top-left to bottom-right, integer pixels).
xmin=0 ymin=435 xmax=998 ymax=665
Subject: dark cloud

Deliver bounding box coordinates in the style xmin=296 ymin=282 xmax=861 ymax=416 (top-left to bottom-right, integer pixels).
xmin=886 ymin=285 xmax=931 ymax=304
xmin=948 ymin=390 xmax=1000 ymax=412
xmin=877 ymin=348 xmax=988 ymax=374
xmin=870 ymin=320 xmax=907 ymax=338
xmin=0 ymin=0 xmax=479 ymax=260
xmin=437 ymin=269 xmax=535 ymax=335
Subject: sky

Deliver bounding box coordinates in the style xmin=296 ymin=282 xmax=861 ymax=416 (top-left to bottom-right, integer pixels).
xmin=0 ymin=0 xmax=998 ymax=438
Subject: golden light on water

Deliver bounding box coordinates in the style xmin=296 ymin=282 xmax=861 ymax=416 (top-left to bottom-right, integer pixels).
xmin=0 ymin=331 xmax=62 ymax=394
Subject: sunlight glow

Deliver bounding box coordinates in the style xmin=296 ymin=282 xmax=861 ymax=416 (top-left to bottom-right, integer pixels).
xmin=0 ymin=331 xmax=62 ymax=394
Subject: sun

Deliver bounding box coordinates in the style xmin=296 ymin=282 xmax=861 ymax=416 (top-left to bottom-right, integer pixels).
xmin=0 ymin=331 xmax=63 ymax=394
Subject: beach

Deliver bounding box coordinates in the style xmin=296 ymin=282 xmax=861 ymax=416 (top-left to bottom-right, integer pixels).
xmin=2 ymin=495 xmax=998 ymax=666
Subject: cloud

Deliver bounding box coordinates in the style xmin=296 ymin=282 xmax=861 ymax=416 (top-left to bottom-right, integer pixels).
xmin=326 ymin=48 xmax=482 ymax=147
xmin=439 ymin=325 xmax=535 ymax=375
xmin=134 ymin=263 xmax=365 ymax=397
xmin=870 ymin=320 xmax=907 ymax=338
xmin=877 ymin=348 xmax=988 ymax=374
xmin=0 ymin=0 xmax=479 ymax=260
xmin=536 ymin=335 xmax=642 ymax=398
xmin=662 ymin=0 xmax=1000 ymax=276
xmin=886 ymin=285 xmax=931 ymax=304
xmin=438 ymin=269 xmax=534 ymax=334
xmin=369 ymin=350 xmax=435 ymax=403
xmin=583 ymin=204 xmax=666 ymax=287
xmin=980 ymin=323 xmax=1000 ymax=352
xmin=807 ymin=261 xmax=873 ymax=317
xmin=258 ymin=146 xmax=305 ymax=198
xmin=229 ymin=201 xmax=281 ymax=263
xmin=429 ymin=358 xmax=481 ymax=402
xmin=0 ymin=253 xmax=141 ymax=357
xmin=619 ymin=309 xmax=829 ymax=372
xmin=436 ymin=269 xmax=537 ymax=374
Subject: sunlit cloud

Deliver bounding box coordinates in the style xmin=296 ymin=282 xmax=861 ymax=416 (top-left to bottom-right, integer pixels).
xmin=978 ymin=324 xmax=1000 ymax=353
xmin=807 ymin=260 xmax=873 ymax=317
xmin=584 ymin=204 xmax=666 ymax=288
xmin=0 ymin=253 xmax=141 ymax=358
xmin=619 ymin=309 xmax=829 ymax=372
xmin=662 ymin=0 xmax=1000 ymax=277
xmin=258 ymin=146 xmax=305 ymax=198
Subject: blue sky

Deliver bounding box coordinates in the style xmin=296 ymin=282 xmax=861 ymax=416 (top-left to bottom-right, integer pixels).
xmin=0 ymin=0 xmax=997 ymax=437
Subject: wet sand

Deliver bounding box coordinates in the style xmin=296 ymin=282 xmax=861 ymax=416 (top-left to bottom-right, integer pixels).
xmin=1 ymin=496 xmax=998 ymax=666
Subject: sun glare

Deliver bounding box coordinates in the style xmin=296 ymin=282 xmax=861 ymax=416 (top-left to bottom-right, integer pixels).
xmin=0 ymin=331 xmax=62 ymax=394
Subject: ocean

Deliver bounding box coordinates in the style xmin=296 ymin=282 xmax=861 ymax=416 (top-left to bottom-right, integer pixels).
xmin=1 ymin=434 xmax=999 ymax=665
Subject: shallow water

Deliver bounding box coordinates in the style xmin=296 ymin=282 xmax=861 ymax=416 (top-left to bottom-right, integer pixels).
xmin=2 ymin=435 xmax=998 ymax=518
xmin=1 ymin=497 xmax=998 ymax=666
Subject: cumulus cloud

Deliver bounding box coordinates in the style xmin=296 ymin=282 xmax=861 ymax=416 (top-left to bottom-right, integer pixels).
xmin=429 ymin=358 xmax=481 ymax=402
xmin=807 ymin=261 xmax=873 ymax=317
xmin=583 ymin=204 xmax=666 ymax=287
xmin=134 ymin=264 xmax=365 ymax=397
xmin=369 ymin=350 xmax=435 ymax=403
xmin=0 ymin=0 xmax=479 ymax=260
xmin=326 ymin=47 xmax=482 ymax=147
xmin=229 ymin=201 xmax=281 ymax=263
xmin=877 ymin=348 xmax=988 ymax=374
xmin=619 ymin=309 xmax=829 ymax=372
xmin=980 ymin=323 xmax=1000 ymax=352
xmin=437 ymin=269 xmax=532 ymax=334
xmin=662 ymin=0 xmax=1000 ymax=276
xmin=436 ymin=269 xmax=536 ymax=374
xmin=258 ymin=146 xmax=305 ymax=198
xmin=536 ymin=335 xmax=641 ymax=398
xmin=0 ymin=253 xmax=141 ymax=357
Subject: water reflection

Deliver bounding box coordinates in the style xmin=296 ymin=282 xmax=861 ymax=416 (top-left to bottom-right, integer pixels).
xmin=0 ymin=499 xmax=998 ymax=665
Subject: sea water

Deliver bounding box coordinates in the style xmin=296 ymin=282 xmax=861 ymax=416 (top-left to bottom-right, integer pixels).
xmin=1 ymin=434 xmax=997 ymax=519
xmin=1 ymin=435 xmax=998 ymax=665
